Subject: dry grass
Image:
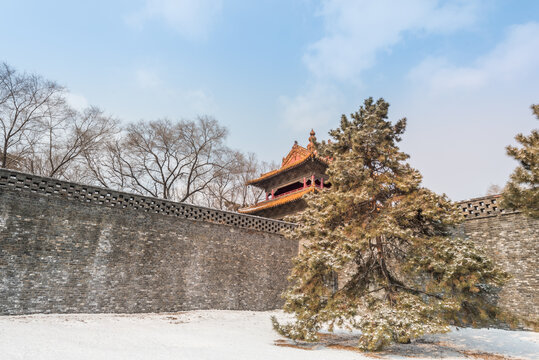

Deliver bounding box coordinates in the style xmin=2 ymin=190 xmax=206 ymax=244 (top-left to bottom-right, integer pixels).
xmin=273 ymin=339 xmax=315 ymax=350
xmin=459 ymin=350 xmax=519 ymax=360
xmin=273 ymin=336 xmax=525 ymax=360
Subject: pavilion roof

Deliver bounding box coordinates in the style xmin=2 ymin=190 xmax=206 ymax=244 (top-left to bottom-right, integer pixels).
xmin=247 ymin=129 xmax=327 ymax=186
xmin=238 ymin=186 xmax=317 ymax=215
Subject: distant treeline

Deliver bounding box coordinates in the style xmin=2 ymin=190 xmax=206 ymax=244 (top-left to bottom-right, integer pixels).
xmin=0 ymin=63 xmax=271 ymax=210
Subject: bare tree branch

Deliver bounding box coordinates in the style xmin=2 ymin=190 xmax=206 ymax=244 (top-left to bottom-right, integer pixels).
xmin=0 ymin=63 xmax=65 ymax=169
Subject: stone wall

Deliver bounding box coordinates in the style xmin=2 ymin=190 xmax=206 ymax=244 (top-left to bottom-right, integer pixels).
xmin=456 ymin=195 xmax=538 ymax=324
xmin=0 ymin=169 xmax=536 ymax=321
xmin=0 ymin=169 xmax=298 ymax=315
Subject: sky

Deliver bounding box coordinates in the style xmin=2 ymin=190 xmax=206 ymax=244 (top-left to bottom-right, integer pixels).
xmin=1 ymin=0 xmax=538 ymax=200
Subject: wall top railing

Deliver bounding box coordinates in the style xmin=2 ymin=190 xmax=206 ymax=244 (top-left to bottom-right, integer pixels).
xmin=0 ymin=168 xmax=296 ymax=234
xmin=456 ymin=194 xmax=517 ymax=220
xmin=0 ymin=168 xmax=517 ymax=229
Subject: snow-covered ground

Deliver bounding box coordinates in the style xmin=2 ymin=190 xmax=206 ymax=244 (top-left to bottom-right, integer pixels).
xmin=0 ymin=310 xmax=537 ymax=360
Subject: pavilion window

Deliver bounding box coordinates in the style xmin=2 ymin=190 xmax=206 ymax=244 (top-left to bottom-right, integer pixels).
xmin=274 ymin=181 xmax=304 ymax=197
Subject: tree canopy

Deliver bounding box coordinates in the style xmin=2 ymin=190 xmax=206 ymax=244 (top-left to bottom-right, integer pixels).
xmin=0 ymin=63 xmax=266 ymax=208
xmin=273 ymin=98 xmax=509 ymax=351
xmin=501 ymin=105 xmax=538 ymax=218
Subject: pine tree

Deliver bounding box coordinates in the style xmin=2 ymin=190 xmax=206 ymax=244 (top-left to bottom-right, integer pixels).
xmin=272 ymin=98 xmax=509 ymax=351
xmin=501 ymin=105 xmax=538 ymax=218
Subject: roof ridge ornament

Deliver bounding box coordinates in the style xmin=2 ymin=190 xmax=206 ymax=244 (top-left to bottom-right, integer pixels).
xmin=307 ymin=129 xmax=316 ymax=152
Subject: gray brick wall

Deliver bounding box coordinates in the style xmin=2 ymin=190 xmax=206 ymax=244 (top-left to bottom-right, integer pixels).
xmin=0 ymin=169 xmax=298 ymax=315
xmin=455 ymin=210 xmax=538 ymax=323
xmin=0 ymin=169 xmax=536 ymax=322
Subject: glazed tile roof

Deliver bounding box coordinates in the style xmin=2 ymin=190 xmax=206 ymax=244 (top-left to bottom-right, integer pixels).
xmin=238 ymin=186 xmax=317 ymax=214
xmin=247 ymin=146 xmax=327 ymax=186
xmin=247 ymin=129 xmax=328 ymax=186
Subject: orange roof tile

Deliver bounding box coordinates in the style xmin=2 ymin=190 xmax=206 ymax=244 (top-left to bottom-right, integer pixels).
xmin=246 ymin=129 xmax=328 ymax=186
xmin=248 ymin=155 xmax=329 ymax=187
xmin=281 ymin=143 xmax=312 ymax=167
xmin=238 ymin=187 xmax=317 ymax=214
xmin=247 ymin=153 xmax=320 ymax=185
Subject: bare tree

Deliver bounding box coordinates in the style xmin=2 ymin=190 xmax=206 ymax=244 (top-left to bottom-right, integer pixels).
xmin=200 ymin=152 xmax=275 ymax=211
xmin=1 ymin=64 xmax=270 ymax=209
xmin=0 ymin=63 xmax=65 ymax=169
xmin=81 ymin=137 xmax=129 ymax=189
xmin=200 ymin=150 xmax=244 ymax=210
xmin=486 ymin=184 xmax=503 ymax=196
xmin=237 ymin=154 xmax=275 ymax=208
xmin=22 ymin=106 xmax=118 ymax=179
xmin=87 ymin=116 xmax=233 ymax=203
xmin=0 ymin=63 xmax=256 ymax=207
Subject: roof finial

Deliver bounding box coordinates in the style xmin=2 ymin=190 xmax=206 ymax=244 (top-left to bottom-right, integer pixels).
xmin=307 ymin=129 xmax=316 ymax=152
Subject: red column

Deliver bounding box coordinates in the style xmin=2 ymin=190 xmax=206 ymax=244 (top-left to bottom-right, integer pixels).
xmin=303 ymin=177 xmax=306 ymax=188
xmin=271 ymin=189 xmax=275 ymax=198
xmin=311 ymin=174 xmax=315 ymax=187
xmin=321 ymin=177 xmax=324 ymax=189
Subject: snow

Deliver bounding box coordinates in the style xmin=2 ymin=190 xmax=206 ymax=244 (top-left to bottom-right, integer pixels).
xmin=0 ymin=310 xmax=537 ymax=360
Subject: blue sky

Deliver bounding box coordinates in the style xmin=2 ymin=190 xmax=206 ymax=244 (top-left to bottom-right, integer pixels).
xmin=1 ymin=0 xmax=538 ymax=200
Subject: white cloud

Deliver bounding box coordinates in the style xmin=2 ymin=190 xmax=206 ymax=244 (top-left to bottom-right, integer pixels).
xmin=135 ymin=68 xmax=163 ymax=89
xmin=130 ymin=67 xmax=216 ymax=119
xmin=126 ymin=0 xmax=223 ymax=40
xmin=280 ymin=83 xmax=344 ymax=132
xmin=399 ymin=22 xmax=539 ymax=200
xmin=408 ymin=22 xmax=539 ymax=92
xmin=64 ymin=92 xmax=89 ymax=111
xmin=280 ymin=0 xmax=480 ymax=132
xmin=304 ymin=0 xmax=480 ymax=83
xmin=185 ymin=89 xmax=216 ymax=115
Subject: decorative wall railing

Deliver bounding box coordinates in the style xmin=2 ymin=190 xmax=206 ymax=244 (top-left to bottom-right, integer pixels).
xmin=456 ymin=194 xmax=516 ymax=219
xmin=0 ymin=168 xmax=516 ymax=229
xmin=0 ymin=169 xmax=296 ymax=234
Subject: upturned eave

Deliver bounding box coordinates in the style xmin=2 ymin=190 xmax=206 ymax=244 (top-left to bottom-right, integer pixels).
xmin=238 ymin=186 xmax=318 ymax=214
xmin=247 ymin=154 xmax=327 ymax=187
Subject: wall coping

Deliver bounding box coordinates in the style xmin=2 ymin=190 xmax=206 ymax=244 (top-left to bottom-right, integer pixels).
xmin=0 ymin=168 xmax=296 ymax=234
xmin=0 ymin=168 xmax=519 ymax=228
xmin=455 ymin=194 xmax=518 ymax=220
